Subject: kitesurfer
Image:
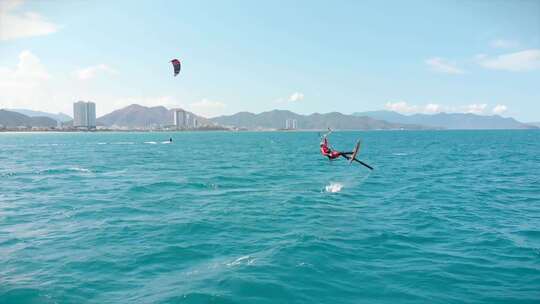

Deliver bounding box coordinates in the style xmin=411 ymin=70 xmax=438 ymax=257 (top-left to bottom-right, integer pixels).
xmin=319 ymin=129 xmax=374 ymax=170
xmin=320 ymin=136 xmax=354 ymax=160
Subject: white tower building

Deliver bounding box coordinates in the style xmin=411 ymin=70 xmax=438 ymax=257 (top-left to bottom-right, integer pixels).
xmin=73 ymin=101 xmax=87 ymax=127
xmin=173 ymin=109 xmax=187 ymax=129
xmin=73 ymin=101 xmax=96 ymax=128
xmin=87 ymin=102 xmax=96 ymax=128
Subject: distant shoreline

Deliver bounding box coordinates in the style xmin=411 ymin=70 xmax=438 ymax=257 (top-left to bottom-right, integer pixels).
xmin=1 ymin=128 xmax=538 ymax=133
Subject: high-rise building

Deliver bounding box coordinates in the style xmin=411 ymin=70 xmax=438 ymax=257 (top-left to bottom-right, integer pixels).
xmin=87 ymin=102 xmax=96 ymax=128
xmin=185 ymin=113 xmax=191 ymax=129
xmin=173 ymin=109 xmax=186 ymax=129
xmin=73 ymin=101 xmax=96 ymax=128
xmin=73 ymin=101 xmax=87 ymax=127
xmin=285 ymin=119 xmax=298 ymax=130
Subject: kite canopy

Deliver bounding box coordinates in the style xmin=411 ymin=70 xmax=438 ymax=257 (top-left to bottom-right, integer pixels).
xmin=171 ymin=59 xmax=181 ymax=77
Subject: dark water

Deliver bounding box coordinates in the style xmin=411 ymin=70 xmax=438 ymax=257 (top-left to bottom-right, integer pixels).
xmin=1 ymin=130 xmax=539 ymax=303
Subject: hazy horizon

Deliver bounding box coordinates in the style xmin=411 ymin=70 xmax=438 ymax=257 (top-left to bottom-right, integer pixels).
xmin=1 ymin=1 xmax=539 ymax=121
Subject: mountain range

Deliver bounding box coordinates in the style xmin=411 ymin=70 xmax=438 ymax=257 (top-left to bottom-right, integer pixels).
xmin=353 ymin=111 xmax=536 ymax=130
xmin=0 ymin=109 xmax=58 ymax=128
xmin=210 ymin=110 xmax=428 ymax=130
xmin=3 ymin=105 xmax=538 ymax=131
xmin=96 ymin=104 xmax=213 ymax=128
xmin=8 ymin=109 xmax=72 ymax=122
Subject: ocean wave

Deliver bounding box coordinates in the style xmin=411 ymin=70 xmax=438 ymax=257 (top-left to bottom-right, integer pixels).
xmin=111 ymin=142 xmax=134 ymax=145
xmin=37 ymin=167 xmax=92 ymax=174
xmin=67 ymin=167 xmax=91 ymax=173
xmin=392 ymin=152 xmax=408 ymax=156
xmin=128 ymin=181 xmax=187 ymax=193
xmin=226 ymin=255 xmax=255 ymax=267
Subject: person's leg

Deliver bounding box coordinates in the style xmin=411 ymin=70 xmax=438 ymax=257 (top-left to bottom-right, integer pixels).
xmin=339 ymin=152 xmax=351 ymax=160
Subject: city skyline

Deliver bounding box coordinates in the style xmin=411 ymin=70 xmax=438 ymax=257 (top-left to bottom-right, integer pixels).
xmin=173 ymin=108 xmax=198 ymax=129
xmin=0 ymin=1 xmax=539 ymax=121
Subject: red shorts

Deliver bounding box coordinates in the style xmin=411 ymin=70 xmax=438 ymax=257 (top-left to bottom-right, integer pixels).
xmin=328 ymin=151 xmax=341 ymax=159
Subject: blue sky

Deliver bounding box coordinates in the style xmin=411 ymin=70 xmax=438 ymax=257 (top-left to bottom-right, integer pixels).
xmin=1 ymin=0 xmax=539 ymax=120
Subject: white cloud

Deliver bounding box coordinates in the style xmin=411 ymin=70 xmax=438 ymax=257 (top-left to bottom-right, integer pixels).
xmin=424 ymin=103 xmax=443 ymax=114
xmin=425 ymin=57 xmax=464 ymax=74
xmin=187 ymin=99 xmax=226 ymax=118
xmin=0 ymin=0 xmax=59 ymax=41
xmin=1 ymin=50 xmax=50 ymax=80
xmin=464 ymin=103 xmax=487 ymax=114
xmin=385 ymin=101 xmax=418 ymax=113
xmin=385 ymin=101 xmax=495 ymax=115
xmin=492 ymin=104 xmax=508 ymax=115
xmin=477 ymin=49 xmax=540 ymax=71
xmin=490 ymin=39 xmax=519 ymax=49
xmin=288 ymin=92 xmax=304 ymax=102
xmin=385 ymin=102 xmax=446 ymax=114
xmin=0 ymin=50 xmax=53 ymax=110
xmin=76 ymin=64 xmax=117 ymax=80
xmin=274 ymin=91 xmax=305 ymax=104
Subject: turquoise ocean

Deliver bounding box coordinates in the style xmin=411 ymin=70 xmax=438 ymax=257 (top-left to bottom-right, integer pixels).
xmin=1 ymin=130 xmax=539 ymax=303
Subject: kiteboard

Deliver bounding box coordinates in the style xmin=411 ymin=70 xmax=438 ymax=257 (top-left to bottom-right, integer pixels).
xmin=347 ymin=140 xmax=373 ymax=170
xmin=349 ymin=140 xmax=361 ymax=164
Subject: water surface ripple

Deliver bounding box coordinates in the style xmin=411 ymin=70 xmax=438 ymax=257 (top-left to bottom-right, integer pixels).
xmin=1 ymin=131 xmax=539 ymax=303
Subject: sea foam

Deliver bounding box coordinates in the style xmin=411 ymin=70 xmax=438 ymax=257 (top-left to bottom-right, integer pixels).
xmin=325 ymin=182 xmax=344 ymax=193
